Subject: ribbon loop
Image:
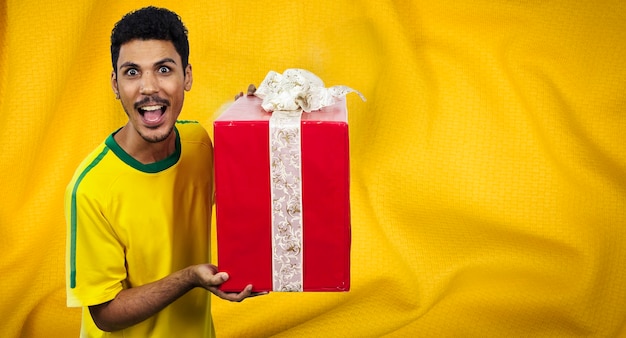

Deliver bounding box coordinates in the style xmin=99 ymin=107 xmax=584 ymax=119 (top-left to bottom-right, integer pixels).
xmin=255 ymin=68 xmax=365 ymax=113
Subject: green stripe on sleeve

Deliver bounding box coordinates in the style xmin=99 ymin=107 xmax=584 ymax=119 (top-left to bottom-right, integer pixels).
xmin=70 ymin=147 xmax=109 ymax=288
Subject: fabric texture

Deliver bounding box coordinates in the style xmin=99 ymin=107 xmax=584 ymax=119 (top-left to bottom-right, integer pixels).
xmin=65 ymin=122 xmax=214 ymax=337
xmin=1 ymin=1 xmax=625 ymax=337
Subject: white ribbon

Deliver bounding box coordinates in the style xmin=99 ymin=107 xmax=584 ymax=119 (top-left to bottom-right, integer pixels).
xmin=257 ymin=69 xmax=364 ymax=291
xmin=255 ymin=68 xmax=365 ymax=113
xmin=268 ymin=112 xmax=304 ymax=291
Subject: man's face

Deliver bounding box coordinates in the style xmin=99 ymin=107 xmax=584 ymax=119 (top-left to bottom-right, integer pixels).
xmin=112 ymin=39 xmax=192 ymax=143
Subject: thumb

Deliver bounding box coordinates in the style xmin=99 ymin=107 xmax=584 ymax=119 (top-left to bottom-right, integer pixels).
xmin=210 ymin=271 xmax=229 ymax=286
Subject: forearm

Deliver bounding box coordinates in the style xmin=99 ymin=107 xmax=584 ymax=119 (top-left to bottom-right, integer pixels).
xmin=89 ymin=267 xmax=197 ymax=332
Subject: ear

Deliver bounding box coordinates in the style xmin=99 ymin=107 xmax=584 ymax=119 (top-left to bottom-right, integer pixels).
xmin=111 ymin=71 xmax=120 ymax=99
xmin=184 ymin=64 xmax=193 ymax=91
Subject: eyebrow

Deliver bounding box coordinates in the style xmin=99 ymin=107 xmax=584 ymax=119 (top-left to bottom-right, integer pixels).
xmin=155 ymin=58 xmax=178 ymax=66
xmin=119 ymin=58 xmax=178 ymax=70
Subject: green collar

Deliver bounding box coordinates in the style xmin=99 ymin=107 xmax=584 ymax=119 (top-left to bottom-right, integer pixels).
xmin=105 ymin=127 xmax=181 ymax=173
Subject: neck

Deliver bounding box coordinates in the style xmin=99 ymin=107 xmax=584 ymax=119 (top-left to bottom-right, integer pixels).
xmin=114 ymin=125 xmax=176 ymax=164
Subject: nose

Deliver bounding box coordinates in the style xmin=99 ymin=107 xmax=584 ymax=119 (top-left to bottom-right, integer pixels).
xmin=140 ymin=71 xmax=159 ymax=95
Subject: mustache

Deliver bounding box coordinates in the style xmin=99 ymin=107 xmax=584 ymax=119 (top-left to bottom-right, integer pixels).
xmin=134 ymin=96 xmax=170 ymax=110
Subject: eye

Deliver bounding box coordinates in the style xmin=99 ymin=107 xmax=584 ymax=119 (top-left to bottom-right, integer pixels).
xmin=125 ymin=68 xmax=139 ymax=76
xmin=158 ymin=66 xmax=171 ymax=73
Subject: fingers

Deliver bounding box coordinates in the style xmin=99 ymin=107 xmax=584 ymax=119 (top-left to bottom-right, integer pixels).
xmin=209 ymin=284 xmax=255 ymax=302
xmin=248 ymin=291 xmax=269 ymax=298
xmin=234 ymin=84 xmax=257 ymax=101
xmin=247 ymin=84 xmax=257 ymax=95
xmin=197 ymin=264 xmax=268 ymax=302
xmin=193 ymin=264 xmax=225 ymax=288
xmin=211 ymin=271 xmax=229 ymax=285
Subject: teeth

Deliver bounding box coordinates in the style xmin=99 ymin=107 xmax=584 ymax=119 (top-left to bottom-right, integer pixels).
xmin=141 ymin=105 xmax=163 ymax=111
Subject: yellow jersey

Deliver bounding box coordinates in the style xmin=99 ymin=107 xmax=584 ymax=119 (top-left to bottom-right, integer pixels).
xmin=65 ymin=121 xmax=214 ymax=338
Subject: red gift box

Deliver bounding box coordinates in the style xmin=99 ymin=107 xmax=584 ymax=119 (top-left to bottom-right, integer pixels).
xmin=214 ymin=95 xmax=351 ymax=292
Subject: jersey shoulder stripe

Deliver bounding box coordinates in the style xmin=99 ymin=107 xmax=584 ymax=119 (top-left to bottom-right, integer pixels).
xmin=68 ymin=146 xmax=110 ymax=288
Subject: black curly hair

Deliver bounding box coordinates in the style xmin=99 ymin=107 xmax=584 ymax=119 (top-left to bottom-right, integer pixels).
xmin=110 ymin=6 xmax=189 ymax=75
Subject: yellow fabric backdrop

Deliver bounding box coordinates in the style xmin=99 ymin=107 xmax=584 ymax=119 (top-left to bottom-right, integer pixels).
xmin=1 ymin=1 xmax=625 ymax=337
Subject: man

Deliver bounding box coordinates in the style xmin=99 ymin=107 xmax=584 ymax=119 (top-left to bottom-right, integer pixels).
xmin=65 ymin=7 xmax=257 ymax=337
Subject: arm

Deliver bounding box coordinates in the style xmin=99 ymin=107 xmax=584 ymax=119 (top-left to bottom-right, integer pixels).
xmin=89 ymin=264 xmax=253 ymax=332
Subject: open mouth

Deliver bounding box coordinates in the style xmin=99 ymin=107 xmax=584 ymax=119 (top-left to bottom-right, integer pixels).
xmin=138 ymin=104 xmax=168 ymax=125
xmin=134 ymin=96 xmax=171 ymax=125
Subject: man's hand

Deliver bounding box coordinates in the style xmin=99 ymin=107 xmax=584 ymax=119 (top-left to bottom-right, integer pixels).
xmin=234 ymin=84 xmax=257 ymax=100
xmin=192 ymin=264 xmax=267 ymax=302
xmin=87 ymin=264 xmax=265 ymax=332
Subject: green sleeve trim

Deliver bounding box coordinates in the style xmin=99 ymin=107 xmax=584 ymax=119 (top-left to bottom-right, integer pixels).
xmin=70 ymin=147 xmax=110 ymax=288
xmin=176 ymin=120 xmax=199 ymax=124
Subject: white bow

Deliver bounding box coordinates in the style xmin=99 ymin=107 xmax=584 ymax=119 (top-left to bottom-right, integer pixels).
xmin=254 ymin=68 xmax=366 ymax=113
